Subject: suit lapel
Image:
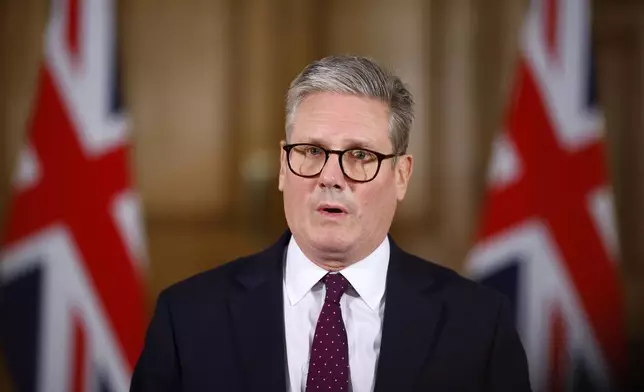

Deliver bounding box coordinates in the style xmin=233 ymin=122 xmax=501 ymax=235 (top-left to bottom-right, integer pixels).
xmin=374 ymin=239 xmax=445 ymax=392
xmin=228 ymin=232 xmax=289 ymax=392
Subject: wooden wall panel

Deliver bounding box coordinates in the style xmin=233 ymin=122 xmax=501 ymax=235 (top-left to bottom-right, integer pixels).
xmin=595 ymin=1 xmax=644 ymax=383
xmin=0 ymin=0 xmax=47 ymax=227
xmin=121 ymin=0 xmax=233 ymax=220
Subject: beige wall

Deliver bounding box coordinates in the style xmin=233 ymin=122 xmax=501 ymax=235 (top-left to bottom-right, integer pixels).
xmin=595 ymin=0 xmax=644 ymax=378
xmin=1 ymin=0 xmax=643 ymax=389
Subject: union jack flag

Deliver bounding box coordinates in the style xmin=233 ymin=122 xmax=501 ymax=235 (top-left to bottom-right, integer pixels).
xmin=0 ymin=1 xmax=147 ymax=391
xmin=465 ymin=0 xmax=625 ymax=391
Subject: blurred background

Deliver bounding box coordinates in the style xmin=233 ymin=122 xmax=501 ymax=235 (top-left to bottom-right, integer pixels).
xmin=1 ymin=0 xmax=643 ymax=390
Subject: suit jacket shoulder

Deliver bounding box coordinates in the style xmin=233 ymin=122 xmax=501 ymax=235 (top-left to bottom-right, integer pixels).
xmin=131 ymin=232 xmax=290 ymax=392
xmin=389 ymin=241 xmax=513 ymax=323
xmin=159 ymin=230 xmax=289 ymax=309
xmin=374 ymin=239 xmax=531 ymax=391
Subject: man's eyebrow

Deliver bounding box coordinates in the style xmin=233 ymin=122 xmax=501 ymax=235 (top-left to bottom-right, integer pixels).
xmin=298 ymin=137 xmax=327 ymax=146
xmin=298 ymin=137 xmax=377 ymax=150
xmin=344 ymin=140 xmax=377 ymax=149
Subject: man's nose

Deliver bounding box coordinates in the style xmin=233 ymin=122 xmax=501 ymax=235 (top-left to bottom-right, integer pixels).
xmin=317 ymin=153 xmax=347 ymax=190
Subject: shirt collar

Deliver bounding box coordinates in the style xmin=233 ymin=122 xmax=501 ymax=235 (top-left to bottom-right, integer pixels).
xmin=284 ymin=235 xmax=390 ymax=312
xmin=284 ymin=237 xmax=328 ymax=307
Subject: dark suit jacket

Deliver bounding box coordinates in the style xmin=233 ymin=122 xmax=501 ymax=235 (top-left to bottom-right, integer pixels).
xmin=130 ymin=231 xmax=532 ymax=391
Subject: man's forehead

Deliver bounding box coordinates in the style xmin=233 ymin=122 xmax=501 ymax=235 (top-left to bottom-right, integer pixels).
xmin=295 ymin=92 xmax=388 ymax=118
xmin=290 ymin=97 xmax=390 ymax=147
xmin=290 ymin=116 xmax=389 ymax=141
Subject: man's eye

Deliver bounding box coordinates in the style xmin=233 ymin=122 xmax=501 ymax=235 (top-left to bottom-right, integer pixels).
xmin=306 ymin=146 xmax=323 ymax=156
xmin=351 ymin=150 xmax=368 ymax=160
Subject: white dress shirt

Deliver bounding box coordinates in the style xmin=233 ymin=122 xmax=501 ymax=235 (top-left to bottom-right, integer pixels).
xmin=283 ymin=235 xmax=390 ymax=392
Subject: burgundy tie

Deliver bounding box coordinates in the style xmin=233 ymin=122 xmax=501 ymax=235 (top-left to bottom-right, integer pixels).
xmin=306 ymin=273 xmax=350 ymax=391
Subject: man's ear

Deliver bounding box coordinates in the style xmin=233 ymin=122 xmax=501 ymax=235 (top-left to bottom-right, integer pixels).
xmin=278 ymin=141 xmax=287 ymax=192
xmin=395 ymin=154 xmax=413 ymax=201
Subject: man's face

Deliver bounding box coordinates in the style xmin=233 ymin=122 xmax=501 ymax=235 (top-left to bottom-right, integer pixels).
xmin=279 ymin=92 xmax=413 ymax=263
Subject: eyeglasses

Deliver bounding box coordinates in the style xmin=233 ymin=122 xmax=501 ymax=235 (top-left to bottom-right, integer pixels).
xmin=282 ymin=143 xmax=400 ymax=183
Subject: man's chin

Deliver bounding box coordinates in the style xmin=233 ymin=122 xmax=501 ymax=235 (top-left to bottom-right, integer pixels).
xmin=308 ymin=228 xmax=355 ymax=254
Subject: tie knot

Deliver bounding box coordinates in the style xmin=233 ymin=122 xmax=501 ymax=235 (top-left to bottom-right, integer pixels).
xmin=322 ymin=273 xmax=349 ymax=303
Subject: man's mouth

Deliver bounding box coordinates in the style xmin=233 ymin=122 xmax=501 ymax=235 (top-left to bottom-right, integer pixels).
xmin=317 ymin=204 xmax=348 ymax=215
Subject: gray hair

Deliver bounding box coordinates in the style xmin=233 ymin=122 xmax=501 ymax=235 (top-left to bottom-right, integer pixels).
xmin=285 ymin=55 xmax=414 ymax=155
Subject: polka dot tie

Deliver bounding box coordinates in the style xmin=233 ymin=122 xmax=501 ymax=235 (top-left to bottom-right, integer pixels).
xmin=305 ymin=273 xmax=350 ymax=391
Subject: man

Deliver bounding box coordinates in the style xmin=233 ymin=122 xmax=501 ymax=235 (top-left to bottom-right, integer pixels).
xmin=130 ymin=55 xmax=532 ymax=392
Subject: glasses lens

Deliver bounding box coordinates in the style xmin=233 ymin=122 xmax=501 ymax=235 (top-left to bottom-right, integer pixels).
xmin=342 ymin=149 xmax=379 ymax=182
xmin=288 ymin=144 xmax=326 ymax=176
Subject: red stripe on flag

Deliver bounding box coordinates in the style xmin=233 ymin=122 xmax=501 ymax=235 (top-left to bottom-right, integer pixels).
xmin=545 ymin=0 xmax=559 ymax=63
xmin=72 ymin=313 xmax=87 ymax=392
xmin=548 ymin=305 xmax=566 ymax=392
xmin=67 ymin=0 xmax=81 ymax=63
xmin=2 ymin=67 xmax=145 ymax=368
